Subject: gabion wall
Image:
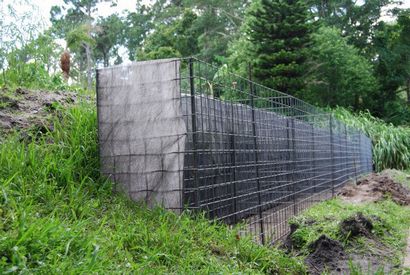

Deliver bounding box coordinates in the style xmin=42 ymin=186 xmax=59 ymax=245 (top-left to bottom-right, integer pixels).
xmin=97 ymin=58 xmax=373 ymax=243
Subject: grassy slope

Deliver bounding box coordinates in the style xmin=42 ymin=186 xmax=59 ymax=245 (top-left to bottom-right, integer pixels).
xmin=0 ymin=100 xmax=305 ymax=274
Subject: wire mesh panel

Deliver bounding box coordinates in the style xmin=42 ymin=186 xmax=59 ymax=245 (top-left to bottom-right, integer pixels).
xmin=97 ymin=57 xmax=373 ymax=245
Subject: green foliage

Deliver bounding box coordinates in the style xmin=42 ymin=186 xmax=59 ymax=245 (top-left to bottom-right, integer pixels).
xmin=334 ymin=107 xmax=410 ymax=171
xmin=66 ymin=24 xmax=95 ymax=51
xmin=124 ymin=4 xmax=152 ymax=61
xmin=137 ymin=9 xmax=200 ymax=60
xmin=307 ymin=0 xmax=394 ymax=56
xmin=238 ymin=0 xmax=311 ymax=97
xmin=0 ymin=63 xmax=69 ymax=91
xmin=94 ymin=14 xmax=125 ymax=67
xmin=306 ymin=27 xmax=378 ymax=111
xmin=0 ymin=29 xmax=66 ymax=90
xmin=373 ymin=9 xmax=410 ymax=119
xmin=0 ymin=100 xmax=305 ymax=274
xmin=139 ymin=0 xmax=248 ymax=63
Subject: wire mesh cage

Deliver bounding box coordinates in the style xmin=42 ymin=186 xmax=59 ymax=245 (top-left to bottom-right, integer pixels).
xmin=96 ymin=58 xmax=372 ymax=244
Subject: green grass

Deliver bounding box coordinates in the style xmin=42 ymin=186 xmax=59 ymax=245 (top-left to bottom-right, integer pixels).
xmin=333 ymin=107 xmax=410 ymax=171
xmin=0 ymin=100 xmax=305 ymax=274
xmin=289 ymin=198 xmax=410 ymax=267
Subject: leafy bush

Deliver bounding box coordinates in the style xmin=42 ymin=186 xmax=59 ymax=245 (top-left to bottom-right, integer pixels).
xmin=334 ymin=107 xmax=410 ymax=171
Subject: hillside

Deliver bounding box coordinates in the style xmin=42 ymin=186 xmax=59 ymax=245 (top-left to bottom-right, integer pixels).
xmin=0 ymin=87 xmax=305 ymax=274
xmin=1 ymin=87 xmax=410 ymax=274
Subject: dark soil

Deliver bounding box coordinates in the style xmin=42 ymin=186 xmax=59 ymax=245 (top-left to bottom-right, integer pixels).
xmin=338 ymin=172 xmax=410 ymax=205
xmin=303 ymin=233 xmax=393 ymax=274
xmin=305 ymin=235 xmax=346 ymax=274
xmin=340 ymin=212 xmax=373 ymax=238
xmin=0 ymin=87 xmax=81 ymax=136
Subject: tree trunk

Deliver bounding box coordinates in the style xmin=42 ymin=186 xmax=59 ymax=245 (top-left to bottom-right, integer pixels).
xmin=86 ymin=43 xmax=92 ymax=91
xmin=407 ymin=78 xmax=410 ymax=105
xmin=86 ymin=4 xmax=93 ymax=91
xmin=103 ymin=52 xmax=109 ymax=67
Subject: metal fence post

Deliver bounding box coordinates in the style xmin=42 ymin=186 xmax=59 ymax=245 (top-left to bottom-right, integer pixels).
xmin=249 ymin=64 xmax=265 ymax=245
xmin=329 ymin=114 xmax=335 ymax=197
xmin=311 ymin=123 xmax=316 ymax=194
xmin=230 ymin=103 xmax=237 ymax=224
xmin=189 ymin=58 xmax=200 ymax=209
xmin=354 ymin=130 xmax=359 ymax=183
xmin=290 ymin=118 xmax=297 ymax=215
xmin=344 ymin=124 xmax=348 ymax=183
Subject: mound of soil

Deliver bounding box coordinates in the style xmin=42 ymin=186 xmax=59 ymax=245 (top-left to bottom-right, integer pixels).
xmin=305 ymin=235 xmax=346 ymax=274
xmin=0 ymin=87 xmax=80 ymax=135
xmin=338 ymin=172 xmax=410 ymax=205
xmin=340 ymin=212 xmax=373 ymax=238
xmin=304 ymin=234 xmax=393 ymax=274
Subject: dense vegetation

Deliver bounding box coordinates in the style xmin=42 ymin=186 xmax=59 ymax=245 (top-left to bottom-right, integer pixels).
xmin=335 ymin=107 xmax=410 ymax=171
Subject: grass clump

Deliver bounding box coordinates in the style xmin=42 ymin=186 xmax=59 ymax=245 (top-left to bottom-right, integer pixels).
xmin=333 ymin=107 xmax=410 ymax=171
xmin=0 ymin=100 xmax=305 ymax=274
xmin=289 ymin=198 xmax=410 ymax=266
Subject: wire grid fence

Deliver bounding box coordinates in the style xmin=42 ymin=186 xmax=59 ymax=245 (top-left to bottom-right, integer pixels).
xmin=96 ymin=58 xmax=372 ymax=245
xmin=178 ymin=58 xmax=372 ymax=244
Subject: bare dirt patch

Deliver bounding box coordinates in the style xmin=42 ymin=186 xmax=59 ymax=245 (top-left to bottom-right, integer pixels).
xmin=338 ymin=172 xmax=410 ymax=205
xmin=0 ymin=87 xmax=81 ymax=135
xmin=282 ymin=171 xmax=410 ymax=274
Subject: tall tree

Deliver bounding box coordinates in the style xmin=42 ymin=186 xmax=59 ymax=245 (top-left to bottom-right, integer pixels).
xmin=372 ymin=9 xmax=410 ymax=121
xmin=306 ymin=0 xmax=395 ymax=57
xmin=94 ymin=14 xmax=124 ymax=67
xmin=137 ymin=9 xmax=200 ymax=60
xmin=241 ymin=0 xmax=311 ymax=97
xmin=50 ymin=0 xmax=111 ymax=90
xmin=396 ymin=9 xmax=410 ymax=105
xmin=306 ymin=26 xmax=378 ymax=110
xmin=139 ymin=0 xmax=249 ymax=63
xmin=124 ymin=3 xmax=153 ymax=61
xmin=190 ymin=0 xmax=250 ymax=61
